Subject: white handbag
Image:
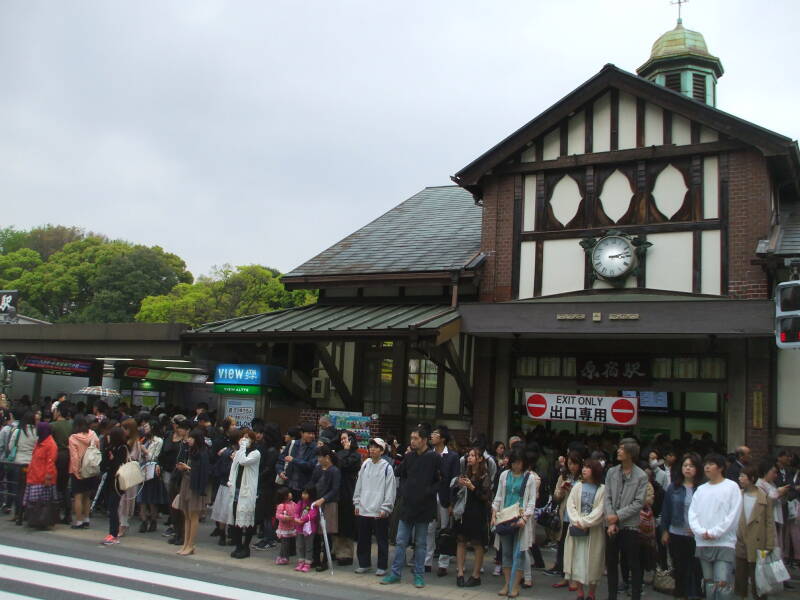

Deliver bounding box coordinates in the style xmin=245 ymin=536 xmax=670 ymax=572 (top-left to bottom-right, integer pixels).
xmin=116 ymin=448 xmax=145 ymax=491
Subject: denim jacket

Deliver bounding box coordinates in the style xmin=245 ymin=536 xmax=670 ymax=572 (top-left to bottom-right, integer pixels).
xmin=661 ymin=482 xmax=691 ymax=531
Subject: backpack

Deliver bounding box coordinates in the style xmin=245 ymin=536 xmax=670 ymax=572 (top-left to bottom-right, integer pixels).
xmin=80 ymin=440 xmax=102 ymax=479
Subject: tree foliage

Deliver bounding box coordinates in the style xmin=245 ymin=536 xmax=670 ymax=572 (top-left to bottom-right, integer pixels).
xmin=136 ymin=264 xmax=316 ymax=327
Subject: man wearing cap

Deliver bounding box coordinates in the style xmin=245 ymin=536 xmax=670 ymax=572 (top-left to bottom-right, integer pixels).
xmin=283 ymin=423 xmax=318 ymax=500
xmin=353 ymin=438 xmax=397 ymax=576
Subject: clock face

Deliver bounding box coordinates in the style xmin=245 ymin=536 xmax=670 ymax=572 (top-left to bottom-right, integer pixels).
xmin=591 ymin=236 xmax=636 ymax=280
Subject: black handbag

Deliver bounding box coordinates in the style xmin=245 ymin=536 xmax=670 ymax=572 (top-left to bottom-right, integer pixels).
xmin=436 ymin=525 xmax=457 ymax=556
xmin=568 ymin=524 xmax=589 ymax=537
xmin=26 ymin=500 xmax=59 ymax=529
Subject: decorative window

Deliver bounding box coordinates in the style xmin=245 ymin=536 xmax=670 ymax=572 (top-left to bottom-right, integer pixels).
xmin=692 ymin=73 xmax=707 ymax=102
xmin=665 ymin=72 xmax=681 ymax=93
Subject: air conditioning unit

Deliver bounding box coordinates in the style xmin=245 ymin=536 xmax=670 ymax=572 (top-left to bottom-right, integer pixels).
xmin=310 ymin=372 xmax=330 ymax=399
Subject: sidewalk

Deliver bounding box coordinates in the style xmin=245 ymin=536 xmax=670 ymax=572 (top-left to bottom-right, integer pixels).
xmin=6 ymin=514 xmax=799 ymax=600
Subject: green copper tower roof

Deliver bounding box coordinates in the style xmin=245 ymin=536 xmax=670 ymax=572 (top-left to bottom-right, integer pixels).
xmin=638 ymin=20 xmax=723 ymax=80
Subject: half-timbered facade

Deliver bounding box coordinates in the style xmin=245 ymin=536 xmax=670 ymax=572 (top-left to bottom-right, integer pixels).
xmin=183 ymin=21 xmax=800 ymax=454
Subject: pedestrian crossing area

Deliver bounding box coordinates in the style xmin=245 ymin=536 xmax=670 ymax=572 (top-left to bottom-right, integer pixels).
xmin=0 ymin=544 xmax=298 ymax=600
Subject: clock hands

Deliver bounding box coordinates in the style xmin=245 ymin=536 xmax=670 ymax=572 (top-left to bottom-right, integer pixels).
xmin=607 ymin=253 xmax=631 ymax=259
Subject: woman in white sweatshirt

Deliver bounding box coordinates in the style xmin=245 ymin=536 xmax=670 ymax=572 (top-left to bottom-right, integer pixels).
xmin=688 ymin=454 xmax=743 ymax=600
xmin=353 ymin=438 xmax=396 ymax=576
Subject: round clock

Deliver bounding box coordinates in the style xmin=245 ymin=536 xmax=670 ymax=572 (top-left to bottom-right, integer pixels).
xmin=591 ymin=235 xmax=637 ymax=280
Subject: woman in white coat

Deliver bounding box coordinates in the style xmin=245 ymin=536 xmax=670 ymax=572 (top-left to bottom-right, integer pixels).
xmin=491 ymin=447 xmax=537 ymax=598
xmin=563 ymin=459 xmax=607 ymax=600
xmin=225 ymin=429 xmax=261 ymax=559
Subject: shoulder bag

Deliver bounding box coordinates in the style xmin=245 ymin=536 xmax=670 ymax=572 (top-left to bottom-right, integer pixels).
xmin=7 ymin=428 xmax=21 ymax=462
xmin=116 ymin=447 xmax=145 ymax=491
xmin=495 ymin=472 xmax=530 ymax=536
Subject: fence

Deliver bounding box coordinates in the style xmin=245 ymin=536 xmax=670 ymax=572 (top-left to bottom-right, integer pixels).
xmin=0 ymin=460 xmax=24 ymax=512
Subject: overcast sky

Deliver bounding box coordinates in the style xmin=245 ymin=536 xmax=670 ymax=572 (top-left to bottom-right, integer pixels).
xmin=1 ymin=1 xmax=797 ymax=278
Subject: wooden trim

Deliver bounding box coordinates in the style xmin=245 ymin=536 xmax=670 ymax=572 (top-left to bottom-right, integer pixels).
xmin=663 ymin=110 xmax=673 ymax=146
xmin=585 ymin=104 xmax=593 ymax=154
xmin=560 ymin=120 xmax=568 ymax=157
xmin=512 ymin=175 xmax=523 ymax=299
xmin=583 ymin=250 xmax=593 ymax=289
xmin=691 ymin=121 xmax=701 ymax=145
xmin=637 ymin=160 xmax=649 ymax=223
xmin=692 ymin=229 xmax=702 ymax=293
xmin=316 ymin=343 xmax=358 ymax=411
xmin=636 ymin=97 xmax=645 ymax=148
xmin=610 ymin=88 xmax=619 ymax=151
xmin=391 ymin=340 xmax=407 ymax=424
xmin=535 ymin=138 xmax=543 ymax=162
xmin=493 ymin=139 xmax=746 ymax=176
xmin=283 ymin=270 xmax=476 ymax=290
xmin=535 ymin=172 xmax=546 ymax=234
xmin=719 ymin=153 xmax=730 ymax=294
xmin=637 ymin=233 xmax=647 ymax=288
xmin=534 ymin=239 xmax=544 ymax=297
xmin=520 ymin=219 xmax=721 ymax=242
xmin=691 ymin=155 xmax=703 ymax=220
xmin=585 ymin=166 xmax=595 ymax=228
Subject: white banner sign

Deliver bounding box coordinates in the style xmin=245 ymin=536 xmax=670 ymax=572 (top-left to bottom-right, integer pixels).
xmin=524 ymin=392 xmax=638 ymax=426
xmin=225 ymin=398 xmax=256 ymax=428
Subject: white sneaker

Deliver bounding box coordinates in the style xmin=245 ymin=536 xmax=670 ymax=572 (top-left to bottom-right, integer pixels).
xmin=354 ymin=567 xmax=370 ymax=574
xmin=493 ymin=564 xmax=502 ymax=576
xmin=375 ymin=569 xmax=387 ymax=576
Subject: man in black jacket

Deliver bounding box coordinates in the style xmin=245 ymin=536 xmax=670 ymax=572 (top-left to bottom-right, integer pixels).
xmin=381 ymin=427 xmax=441 ymax=589
xmin=425 ymin=425 xmax=460 ymax=577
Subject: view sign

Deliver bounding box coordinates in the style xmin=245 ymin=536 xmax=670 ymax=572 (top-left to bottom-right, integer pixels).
xmin=525 ymin=392 xmax=638 ymax=426
xmin=214 ymin=364 xmax=263 ymax=385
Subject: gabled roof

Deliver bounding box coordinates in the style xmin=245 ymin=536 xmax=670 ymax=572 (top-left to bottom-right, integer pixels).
xmin=452 ymin=64 xmax=800 ymax=190
xmin=282 ymin=186 xmax=483 ymax=280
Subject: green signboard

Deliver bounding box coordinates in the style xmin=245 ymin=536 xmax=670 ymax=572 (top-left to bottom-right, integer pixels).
xmin=213 ymin=384 xmax=261 ymax=396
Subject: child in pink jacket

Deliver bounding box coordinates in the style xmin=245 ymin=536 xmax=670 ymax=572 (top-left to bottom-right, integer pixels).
xmin=293 ymin=484 xmax=319 ymax=572
xmin=274 ymin=488 xmax=297 ymax=565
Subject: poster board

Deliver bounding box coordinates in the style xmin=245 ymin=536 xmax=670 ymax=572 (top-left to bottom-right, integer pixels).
xmin=329 ymin=410 xmax=372 ymax=455
xmin=225 ymin=397 xmax=256 ymax=428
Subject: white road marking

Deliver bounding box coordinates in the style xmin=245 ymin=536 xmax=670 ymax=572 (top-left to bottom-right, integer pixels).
xmin=0 ymin=544 xmax=298 ymax=600
xmin=0 ymin=592 xmax=40 ymax=600
xmin=0 ymin=564 xmax=170 ymax=600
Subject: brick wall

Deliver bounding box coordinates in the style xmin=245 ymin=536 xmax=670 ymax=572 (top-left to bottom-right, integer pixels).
xmin=479 ymin=175 xmax=516 ymax=302
xmin=726 ymin=150 xmax=772 ymax=299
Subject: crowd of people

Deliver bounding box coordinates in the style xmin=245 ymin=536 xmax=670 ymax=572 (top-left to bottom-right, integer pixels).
xmin=1 ymin=394 xmax=799 ymax=599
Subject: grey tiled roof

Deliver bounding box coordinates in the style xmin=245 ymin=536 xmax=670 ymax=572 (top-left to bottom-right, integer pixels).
xmin=283 ymin=186 xmax=483 ymax=278
xmin=777 ymin=208 xmax=800 ymax=256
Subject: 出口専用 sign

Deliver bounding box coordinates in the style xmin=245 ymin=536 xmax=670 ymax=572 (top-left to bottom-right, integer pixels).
xmin=525 ymin=392 xmax=638 ymax=426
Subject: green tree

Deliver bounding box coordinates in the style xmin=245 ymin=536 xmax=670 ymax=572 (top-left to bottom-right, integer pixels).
xmin=10 ymin=238 xmax=193 ymax=323
xmin=136 ymin=264 xmax=315 ymax=327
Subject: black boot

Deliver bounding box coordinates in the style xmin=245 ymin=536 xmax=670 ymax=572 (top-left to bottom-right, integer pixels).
xmin=229 ymin=527 xmax=243 ymax=558
xmin=139 ymin=520 xmax=149 ymax=533
xmin=148 ymin=519 xmax=157 ymax=532
xmin=218 ymin=527 xmax=227 ymax=546
xmin=237 ymin=527 xmax=253 ymax=559
xmin=226 ymin=525 xmax=236 ymax=546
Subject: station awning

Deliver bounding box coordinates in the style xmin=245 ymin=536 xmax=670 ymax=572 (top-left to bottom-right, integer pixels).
xmin=186 ymin=303 xmax=461 ymax=344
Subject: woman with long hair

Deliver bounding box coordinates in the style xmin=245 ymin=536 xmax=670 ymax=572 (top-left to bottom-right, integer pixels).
xmin=23 ymin=422 xmax=58 ymax=528
xmin=334 ymin=430 xmax=361 ymax=566
xmin=548 ymin=450 xmax=583 ymax=588
xmin=117 ymin=418 xmax=141 ymax=537
xmin=9 ymin=410 xmax=37 ymax=525
xmin=563 ymin=459 xmax=607 ymax=600
xmin=100 ymin=426 xmax=127 ymax=545
xmin=138 ymin=418 xmax=169 ymax=533
xmin=454 ymin=447 xmax=492 ymax=587
xmin=68 ymin=413 xmax=100 ymax=529
xmin=252 ymin=422 xmax=283 ymax=550
xmin=176 ymin=428 xmax=210 ymax=556
xmin=210 ymin=429 xmax=242 ymax=546
xmin=661 ymin=452 xmax=704 ymax=600
xmin=225 ymin=428 xmax=261 ymax=559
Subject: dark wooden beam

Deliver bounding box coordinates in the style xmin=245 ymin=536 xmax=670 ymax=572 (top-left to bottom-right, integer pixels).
xmin=663 ymin=110 xmax=673 ymax=146
xmin=636 ymin=97 xmax=645 ymax=148
xmin=391 ymin=339 xmax=407 ymax=419
xmin=719 ymin=153 xmax=730 ymax=294
xmin=283 ymin=270 xmax=477 ymax=290
xmin=316 ymin=343 xmax=358 ymax=411
xmin=442 ymin=340 xmax=473 ymax=412
xmin=493 ymin=139 xmax=746 ymax=176
xmin=278 ymin=371 xmax=312 ymax=403
xmin=534 ymin=240 xmax=544 ymax=297
xmin=559 ymin=120 xmax=568 ymax=157
xmin=521 ymin=219 xmax=722 ymax=242
xmin=585 ymin=104 xmax=593 ymax=154
xmin=610 ymin=88 xmax=619 ymax=151
xmin=692 ymin=230 xmax=702 ymax=294
xmin=511 ymin=175 xmax=523 ymax=299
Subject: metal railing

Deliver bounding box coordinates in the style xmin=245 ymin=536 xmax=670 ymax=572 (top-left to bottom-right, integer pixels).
xmin=0 ymin=460 xmax=25 ymax=512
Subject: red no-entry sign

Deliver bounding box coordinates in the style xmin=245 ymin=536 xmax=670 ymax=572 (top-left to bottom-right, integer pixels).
xmin=523 ymin=392 xmax=639 ymax=426
xmin=526 ymin=394 xmax=548 ymax=418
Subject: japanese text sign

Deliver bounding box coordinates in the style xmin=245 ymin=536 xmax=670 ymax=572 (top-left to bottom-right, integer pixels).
xmin=525 ymin=392 xmax=638 ymax=426
xmin=576 ymin=357 xmax=651 ymax=386
xmin=224 ymin=398 xmax=256 ymax=428
xmin=0 ymin=290 xmax=18 ymax=314
xmin=215 ymin=364 xmax=263 ymax=385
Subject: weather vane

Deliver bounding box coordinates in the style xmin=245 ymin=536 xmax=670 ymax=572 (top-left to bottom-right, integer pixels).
xmin=671 ymin=0 xmax=688 ymax=22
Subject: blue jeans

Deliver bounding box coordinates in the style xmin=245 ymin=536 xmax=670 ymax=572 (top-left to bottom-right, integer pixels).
xmin=699 ymin=558 xmax=734 ymax=600
xmin=391 ymin=519 xmax=429 ymax=577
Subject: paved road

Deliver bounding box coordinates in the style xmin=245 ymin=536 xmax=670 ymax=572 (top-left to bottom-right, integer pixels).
xmin=0 ymin=516 xmax=796 ymax=600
